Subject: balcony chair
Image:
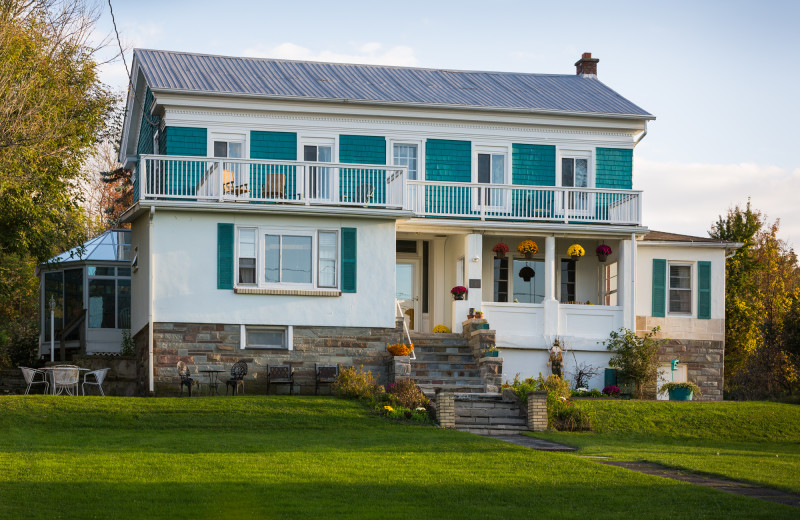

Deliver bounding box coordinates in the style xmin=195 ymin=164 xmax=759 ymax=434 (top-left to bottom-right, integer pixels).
xmin=343 ymin=184 xmax=374 ymax=204
xmin=19 ymin=367 xmax=49 ymax=395
xmin=177 ymin=361 xmax=200 ymax=397
xmin=315 ymin=364 xmax=339 ymax=395
xmin=82 ymin=368 xmax=110 ymax=396
xmin=261 ymin=173 xmax=286 ymax=199
xmin=222 ymin=169 xmax=249 ymax=197
xmin=267 ymin=364 xmax=294 ymax=395
xmin=52 ymin=366 xmax=80 ymax=396
xmin=225 ymin=361 xmax=248 ymax=395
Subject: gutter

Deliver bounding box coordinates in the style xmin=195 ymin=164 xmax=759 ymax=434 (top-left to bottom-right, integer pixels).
xmin=634 ymin=120 xmax=648 ymax=145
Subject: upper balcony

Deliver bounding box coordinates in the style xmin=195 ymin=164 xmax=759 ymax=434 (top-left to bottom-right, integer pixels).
xmin=134 ymin=155 xmax=642 ymax=226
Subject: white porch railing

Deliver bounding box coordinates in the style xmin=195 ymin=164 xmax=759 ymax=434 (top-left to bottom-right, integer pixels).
xmin=136 ymin=155 xmax=407 ymax=208
xmin=406 ymin=180 xmax=642 ymax=225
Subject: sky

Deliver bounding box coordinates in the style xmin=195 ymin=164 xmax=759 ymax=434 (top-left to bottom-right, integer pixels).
xmin=94 ymin=0 xmax=800 ymax=245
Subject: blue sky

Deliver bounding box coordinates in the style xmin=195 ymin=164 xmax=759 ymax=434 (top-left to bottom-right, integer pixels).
xmin=96 ymin=0 xmax=800 ymax=243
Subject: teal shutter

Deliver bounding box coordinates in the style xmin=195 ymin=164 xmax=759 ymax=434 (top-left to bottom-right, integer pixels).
xmin=217 ymin=223 xmax=234 ymax=290
xmin=341 ymin=227 xmax=357 ymax=293
xmin=698 ymin=261 xmax=711 ymax=319
xmin=652 ymin=259 xmax=666 ymax=317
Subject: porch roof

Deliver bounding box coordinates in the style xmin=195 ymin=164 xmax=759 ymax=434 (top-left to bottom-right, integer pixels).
xmin=134 ymin=49 xmax=653 ymax=119
xmin=42 ymin=229 xmax=131 ymax=267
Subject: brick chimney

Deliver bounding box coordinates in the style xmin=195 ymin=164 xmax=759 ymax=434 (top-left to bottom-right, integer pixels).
xmin=575 ymin=52 xmax=599 ymax=76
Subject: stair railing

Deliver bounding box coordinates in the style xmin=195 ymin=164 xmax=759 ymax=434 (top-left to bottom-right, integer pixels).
xmin=395 ymin=300 xmax=416 ymax=360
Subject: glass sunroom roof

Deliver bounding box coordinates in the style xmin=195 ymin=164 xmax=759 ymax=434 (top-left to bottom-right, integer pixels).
xmin=46 ymin=229 xmax=131 ymax=265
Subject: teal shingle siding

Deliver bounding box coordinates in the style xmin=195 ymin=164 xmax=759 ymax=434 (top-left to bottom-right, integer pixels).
xmin=339 ymin=135 xmax=386 ymax=203
xmin=512 ymin=144 xmax=555 ymax=186
xmin=425 ymin=139 xmax=472 ymax=214
xmin=134 ymin=87 xmax=161 ymax=202
xmin=160 ymin=127 xmax=207 ymax=197
xmin=250 ymin=131 xmax=297 ymax=199
xmin=596 ymin=148 xmax=633 ymax=189
xmin=163 ymin=127 xmax=207 ymax=156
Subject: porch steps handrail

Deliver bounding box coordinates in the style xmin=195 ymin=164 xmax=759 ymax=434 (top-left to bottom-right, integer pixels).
xmin=395 ymin=299 xmax=416 ymax=360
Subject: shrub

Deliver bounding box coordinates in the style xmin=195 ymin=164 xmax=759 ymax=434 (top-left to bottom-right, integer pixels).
xmin=386 ymin=343 xmax=414 ymax=356
xmin=385 ymin=379 xmax=429 ymax=409
xmin=602 ymin=385 xmax=621 ymax=396
xmin=571 ymin=388 xmax=602 ymax=398
xmin=120 ymin=330 xmax=135 ymax=356
xmin=501 ymin=373 xmax=572 ymax=428
xmin=382 ymin=404 xmax=430 ymax=422
xmin=659 ymin=381 xmax=702 ymax=396
xmin=605 ymin=327 xmax=665 ymax=399
xmin=432 ymin=324 xmax=451 ymax=333
xmin=332 ymin=366 xmax=383 ymax=401
xmin=552 ymin=400 xmax=592 ymax=431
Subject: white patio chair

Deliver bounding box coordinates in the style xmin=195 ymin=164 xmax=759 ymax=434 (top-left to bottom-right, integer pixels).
xmin=52 ymin=366 xmax=80 ymax=396
xmin=82 ymin=368 xmax=110 ymax=396
xmin=19 ymin=367 xmax=49 ymax=395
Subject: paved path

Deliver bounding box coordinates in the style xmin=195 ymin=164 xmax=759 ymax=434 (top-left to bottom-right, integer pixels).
xmin=481 ymin=434 xmax=578 ymax=452
xmin=595 ymin=460 xmax=800 ymax=508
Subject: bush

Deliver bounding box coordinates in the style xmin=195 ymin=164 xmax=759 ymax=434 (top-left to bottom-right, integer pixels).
xmin=385 ymin=379 xmax=429 ymax=409
xmin=332 ymin=366 xmax=384 ymax=401
xmin=659 ymin=381 xmax=702 ymax=396
xmin=432 ymin=324 xmax=450 ymax=333
xmin=605 ymin=327 xmax=665 ymax=399
xmin=120 ymin=330 xmax=135 ymax=357
xmin=602 ymin=385 xmax=621 ymax=397
xmin=571 ymin=388 xmax=602 ymax=398
xmin=381 ymin=405 xmax=430 ymax=422
xmin=501 ymin=373 xmax=573 ymax=428
xmin=386 ymin=343 xmax=414 ymax=356
xmin=552 ymin=400 xmax=593 ymax=431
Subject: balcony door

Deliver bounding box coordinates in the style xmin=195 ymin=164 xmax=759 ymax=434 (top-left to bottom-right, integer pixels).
xmin=303 ymin=140 xmax=336 ymax=202
xmin=558 ymin=151 xmax=593 ymax=217
xmin=473 ymin=146 xmax=509 ymax=214
xmin=213 ymin=136 xmax=247 ymax=198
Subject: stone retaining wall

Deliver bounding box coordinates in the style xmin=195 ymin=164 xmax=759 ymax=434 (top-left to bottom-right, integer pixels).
xmin=656 ymin=339 xmax=724 ymax=401
xmin=1 ymin=355 xmax=138 ymax=396
xmin=150 ymin=321 xmax=404 ymax=396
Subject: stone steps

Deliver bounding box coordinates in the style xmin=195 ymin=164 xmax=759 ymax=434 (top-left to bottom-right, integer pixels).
xmin=454 ymin=393 xmax=528 ymax=435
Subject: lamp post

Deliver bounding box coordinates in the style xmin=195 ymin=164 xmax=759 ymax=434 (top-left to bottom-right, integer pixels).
xmin=48 ymin=296 xmax=56 ymax=362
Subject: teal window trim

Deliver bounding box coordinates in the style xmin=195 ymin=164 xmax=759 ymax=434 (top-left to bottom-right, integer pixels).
xmin=217 ymin=223 xmax=234 ymax=290
xmin=697 ymin=261 xmax=711 ymax=320
xmin=341 ymin=227 xmax=357 ymax=293
xmin=652 ymin=258 xmax=666 ymax=317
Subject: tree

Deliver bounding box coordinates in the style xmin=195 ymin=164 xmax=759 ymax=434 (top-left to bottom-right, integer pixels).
xmin=605 ymin=327 xmax=664 ymax=399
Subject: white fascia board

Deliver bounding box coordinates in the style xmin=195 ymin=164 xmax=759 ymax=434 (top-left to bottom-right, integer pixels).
xmin=638 ymin=241 xmax=742 ymax=250
xmin=119 ymin=58 xmax=140 ymax=165
xmin=396 ymin=218 xmax=649 ymax=237
xmin=153 ymin=92 xmax=649 ymax=136
xmin=120 ymin=201 xmax=413 ymax=223
xmin=150 ymin=88 xmax=656 ymax=122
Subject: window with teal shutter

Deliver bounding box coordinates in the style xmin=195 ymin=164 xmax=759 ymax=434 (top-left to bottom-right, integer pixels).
xmin=698 ymin=261 xmax=711 ymax=319
xmin=341 ymin=227 xmax=357 ymax=293
xmin=652 ymin=259 xmax=666 ymax=317
xmin=217 ymin=223 xmax=234 ymax=290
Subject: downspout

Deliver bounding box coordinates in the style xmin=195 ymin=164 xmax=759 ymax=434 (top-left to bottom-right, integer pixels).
xmin=631 ymin=232 xmax=637 ymax=331
xmin=148 ymin=205 xmax=155 ymax=394
xmin=634 ymin=121 xmax=648 ymax=146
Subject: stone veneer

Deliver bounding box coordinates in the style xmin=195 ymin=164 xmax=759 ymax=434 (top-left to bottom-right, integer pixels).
xmin=149 ymin=321 xmax=404 ymax=395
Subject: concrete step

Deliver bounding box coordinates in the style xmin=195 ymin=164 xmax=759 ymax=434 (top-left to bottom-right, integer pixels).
xmin=456 ymin=425 xmax=530 ymax=435
xmin=418 ymin=384 xmax=485 ymax=394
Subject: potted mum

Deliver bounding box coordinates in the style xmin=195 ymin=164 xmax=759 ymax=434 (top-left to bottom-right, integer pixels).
xmin=481 ymin=347 xmax=499 ymax=358
xmin=517 ymin=240 xmax=539 ymax=259
xmin=660 ymin=381 xmax=701 ymax=401
xmin=451 ymin=286 xmax=468 ymax=300
xmin=567 ymin=244 xmax=585 ymax=261
xmin=596 ymin=244 xmax=612 ymax=262
xmin=492 ymin=242 xmax=510 ymax=259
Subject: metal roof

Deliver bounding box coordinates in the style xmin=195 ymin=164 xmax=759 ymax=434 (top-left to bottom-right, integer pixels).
xmin=134 ymin=49 xmax=653 ymax=118
xmin=44 ymin=229 xmax=131 ymax=266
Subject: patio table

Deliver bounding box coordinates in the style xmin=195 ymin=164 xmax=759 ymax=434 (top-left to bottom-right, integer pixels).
xmin=41 ymin=366 xmax=90 ymax=395
xmin=199 ymin=370 xmax=224 ymax=396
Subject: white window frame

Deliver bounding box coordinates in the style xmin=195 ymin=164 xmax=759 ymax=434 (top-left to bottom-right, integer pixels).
xmin=237 ymin=227 xmax=258 ymax=286
xmin=601 ymin=261 xmax=619 ymax=307
xmin=240 ymin=324 xmax=293 ymax=350
xmin=556 ymin=147 xmax=594 ymax=217
xmin=471 ymin=144 xmax=511 ymax=212
xmin=667 ymin=262 xmax=693 ymax=316
xmin=208 ymin=131 xmax=248 ymax=159
xmin=235 ymin=226 xmax=339 ymax=290
xmin=388 ymin=139 xmax=424 ymax=181
xmin=298 ymin=135 xmax=338 ymax=202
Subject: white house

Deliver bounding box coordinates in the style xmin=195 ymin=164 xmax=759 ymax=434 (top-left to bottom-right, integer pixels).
xmin=105 ymin=49 xmax=733 ymax=398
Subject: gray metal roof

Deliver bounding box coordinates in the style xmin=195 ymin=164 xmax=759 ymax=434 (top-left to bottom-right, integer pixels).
xmin=45 ymin=229 xmax=131 ymax=266
xmin=134 ymin=49 xmax=652 ymax=118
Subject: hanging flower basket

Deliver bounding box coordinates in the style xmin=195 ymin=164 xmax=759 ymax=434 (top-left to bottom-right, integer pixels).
xmin=517 ymin=240 xmax=538 ymax=259
xmin=492 ymin=242 xmax=509 ymax=259
xmin=451 ymin=286 xmax=468 ymax=300
xmin=596 ymin=244 xmax=612 ymax=263
xmin=567 ymin=244 xmax=585 ymax=261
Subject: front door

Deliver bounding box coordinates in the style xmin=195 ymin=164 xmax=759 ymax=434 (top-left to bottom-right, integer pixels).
xmin=396 ymin=260 xmax=419 ymax=332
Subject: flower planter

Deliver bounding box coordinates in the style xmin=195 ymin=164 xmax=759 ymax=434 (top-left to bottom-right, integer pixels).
xmin=571 ymin=255 xmax=581 ymax=261
xmin=523 ymin=252 xmax=533 ymax=260
xmin=597 ymin=254 xmax=608 ymax=262
xmin=668 ymin=387 xmax=694 ymax=401
xmin=494 ymin=252 xmax=506 ymax=259
xmin=482 ymin=350 xmax=499 ymax=357
xmin=453 ymin=293 xmax=465 ymax=301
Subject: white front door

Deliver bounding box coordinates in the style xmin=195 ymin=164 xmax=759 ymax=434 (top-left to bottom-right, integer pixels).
xmin=396 ymin=260 xmax=419 ymax=332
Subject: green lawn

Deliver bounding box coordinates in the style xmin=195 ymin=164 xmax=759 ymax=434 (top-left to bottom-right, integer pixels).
xmin=530 ymin=400 xmax=800 ymax=493
xmin=0 ymin=396 xmax=797 ymax=519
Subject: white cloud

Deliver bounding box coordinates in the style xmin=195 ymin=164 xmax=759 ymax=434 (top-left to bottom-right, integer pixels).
xmin=244 ymin=42 xmax=418 ymax=67
xmin=636 ymin=158 xmax=800 ymax=246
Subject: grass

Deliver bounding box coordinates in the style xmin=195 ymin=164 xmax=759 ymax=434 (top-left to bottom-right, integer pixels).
xmin=0 ymin=396 xmax=797 ymax=519
xmin=530 ymin=400 xmax=800 ymax=493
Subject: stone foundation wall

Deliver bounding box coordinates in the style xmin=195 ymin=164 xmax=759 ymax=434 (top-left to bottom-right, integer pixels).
xmin=1 ymin=356 xmax=139 ymax=396
xmin=151 ymin=321 xmax=404 ymax=396
xmin=656 ymin=339 xmax=724 ymax=401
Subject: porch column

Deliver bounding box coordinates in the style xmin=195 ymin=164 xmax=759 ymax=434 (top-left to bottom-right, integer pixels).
xmin=465 ymin=233 xmax=483 ymax=310
xmin=542 ymin=235 xmax=559 ymax=338
xmin=431 ymin=237 xmax=447 ymax=329
xmin=619 ymin=239 xmax=633 ymax=330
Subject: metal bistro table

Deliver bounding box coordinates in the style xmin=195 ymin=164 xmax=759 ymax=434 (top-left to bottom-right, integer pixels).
xmin=199 ymin=369 xmax=224 ymax=396
xmin=41 ymin=366 xmax=90 ymax=396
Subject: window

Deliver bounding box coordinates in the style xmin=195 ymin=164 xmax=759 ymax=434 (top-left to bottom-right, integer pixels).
xmin=669 ymin=264 xmax=692 ymax=314
xmin=561 ymin=157 xmax=588 ymax=189
xmin=560 ymin=259 xmax=576 ymax=303
xmin=87 ymin=266 xmax=131 ymax=329
xmin=493 ymin=257 xmax=508 ymax=302
xmin=245 ymin=327 xmax=286 ymax=349
xmin=513 ymin=259 xmax=545 ymax=303
xmin=392 ymin=143 xmax=419 ymax=180
xmin=603 ymin=262 xmax=618 ymax=306
xmin=559 ymin=150 xmax=592 ymax=214
xmin=237 ymin=227 xmax=338 ymax=289
xmin=475 ymin=149 xmax=508 ymax=208
xmin=214 ymin=138 xmax=246 ymax=192
xmin=303 ymin=142 xmax=334 ymax=200
xmin=456 ymin=257 xmax=465 ymax=287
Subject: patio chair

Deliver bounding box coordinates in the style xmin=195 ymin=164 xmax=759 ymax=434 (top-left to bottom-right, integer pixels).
xmin=222 ymin=169 xmax=249 ymax=197
xmin=225 ymin=361 xmax=248 ymax=395
xmin=19 ymin=367 xmax=49 ymax=395
xmin=315 ymin=364 xmax=339 ymax=395
xmin=267 ymin=364 xmax=294 ymax=395
xmin=82 ymin=368 xmax=110 ymax=396
xmin=261 ymin=173 xmax=286 ymax=199
xmin=177 ymin=361 xmax=200 ymax=397
xmin=52 ymin=366 xmax=80 ymax=396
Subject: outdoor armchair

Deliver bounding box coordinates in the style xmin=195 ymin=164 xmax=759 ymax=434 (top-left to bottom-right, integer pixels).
xmin=52 ymin=366 xmax=80 ymax=396
xmin=266 ymin=364 xmax=294 ymax=395
xmin=19 ymin=367 xmax=49 ymax=395
xmin=225 ymin=361 xmax=248 ymax=395
xmin=177 ymin=361 xmax=200 ymax=397
xmin=82 ymin=368 xmax=110 ymax=396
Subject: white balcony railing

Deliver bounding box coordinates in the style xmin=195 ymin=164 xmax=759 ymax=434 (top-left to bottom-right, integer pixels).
xmin=406 ymin=180 xmax=642 ymax=225
xmin=134 ymin=156 xmax=641 ymax=225
xmin=136 ymin=155 xmax=407 ymax=208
